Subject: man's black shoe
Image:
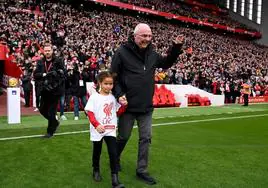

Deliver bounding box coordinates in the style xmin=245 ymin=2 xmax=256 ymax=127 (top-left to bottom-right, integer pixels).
xmin=93 ymin=170 xmax=102 ymax=182
xmin=42 ymin=133 xmax=53 ymax=138
xmin=136 ymin=172 xmax=156 ymax=185
xmin=111 ymin=173 xmax=124 ymax=188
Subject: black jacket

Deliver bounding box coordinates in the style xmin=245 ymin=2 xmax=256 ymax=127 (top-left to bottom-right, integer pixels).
xmin=34 ymin=56 xmax=66 ymax=96
xmin=21 ymin=73 xmax=32 ymax=92
xmin=111 ymin=37 xmax=183 ymax=113
xmin=68 ymin=69 xmax=90 ymax=97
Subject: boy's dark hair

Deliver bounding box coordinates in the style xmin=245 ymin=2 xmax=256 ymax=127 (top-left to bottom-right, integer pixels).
xmin=96 ymin=71 xmax=117 ymax=92
xmin=97 ymin=70 xmax=116 ymax=82
xmin=43 ymin=41 xmax=53 ymax=49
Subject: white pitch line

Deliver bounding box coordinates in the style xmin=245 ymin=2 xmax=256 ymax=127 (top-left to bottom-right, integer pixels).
xmin=223 ymin=106 xmax=267 ymax=111
xmin=152 ymin=113 xmax=268 ymax=127
xmin=0 ymin=130 xmax=90 ymax=141
xmin=0 ymin=113 xmax=268 ymax=141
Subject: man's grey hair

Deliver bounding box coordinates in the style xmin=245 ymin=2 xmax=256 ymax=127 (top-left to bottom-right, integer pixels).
xmin=133 ymin=23 xmax=150 ymax=35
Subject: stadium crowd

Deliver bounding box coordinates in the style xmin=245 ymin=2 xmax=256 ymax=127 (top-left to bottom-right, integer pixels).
xmin=0 ymin=0 xmax=268 ymax=115
xmin=122 ymin=0 xmax=255 ymax=31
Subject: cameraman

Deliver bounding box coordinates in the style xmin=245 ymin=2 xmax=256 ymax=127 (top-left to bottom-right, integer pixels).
xmin=34 ymin=42 xmax=66 ymax=138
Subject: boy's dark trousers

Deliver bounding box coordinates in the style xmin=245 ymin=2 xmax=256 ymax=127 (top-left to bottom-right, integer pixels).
xmin=36 ymin=95 xmax=41 ymax=108
xmin=243 ymin=94 xmax=249 ymax=106
xmin=24 ymin=90 xmax=31 ymax=106
xmin=39 ymin=91 xmax=60 ymax=135
xmin=92 ymin=136 xmax=117 ymax=174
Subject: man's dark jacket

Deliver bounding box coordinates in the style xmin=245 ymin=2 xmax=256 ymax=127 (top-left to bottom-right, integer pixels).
xmin=21 ymin=73 xmax=32 ymax=92
xmin=111 ymin=37 xmax=183 ymax=113
xmin=34 ymin=56 xmax=66 ymax=96
xmin=68 ymin=69 xmax=90 ymax=97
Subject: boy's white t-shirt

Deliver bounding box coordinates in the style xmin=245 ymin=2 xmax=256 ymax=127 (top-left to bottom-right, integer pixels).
xmin=85 ymin=92 xmax=120 ymax=141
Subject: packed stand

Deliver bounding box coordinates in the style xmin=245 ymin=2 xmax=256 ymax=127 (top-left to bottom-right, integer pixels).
xmin=123 ymin=0 xmax=255 ymax=31
xmin=0 ymin=0 xmax=268 ymax=111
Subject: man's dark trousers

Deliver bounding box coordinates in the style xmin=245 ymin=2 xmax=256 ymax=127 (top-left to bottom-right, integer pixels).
xmin=117 ymin=111 xmax=152 ymax=173
xmin=39 ymin=91 xmax=60 ymax=135
xmin=243 ymin=94 xmax=249 ymax=106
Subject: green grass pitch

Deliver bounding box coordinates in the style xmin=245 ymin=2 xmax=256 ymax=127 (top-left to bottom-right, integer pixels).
xmin=0 ymin=104 xmax=268 ymax=188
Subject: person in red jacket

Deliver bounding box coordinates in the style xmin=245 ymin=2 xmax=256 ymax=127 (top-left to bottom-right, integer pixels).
xmin=254 ymin=83 xmax=261 ymax=96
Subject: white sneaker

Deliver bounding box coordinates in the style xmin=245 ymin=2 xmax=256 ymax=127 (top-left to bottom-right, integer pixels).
xmin=55 ymin=115 xmax=58 ymax=120
xmin=34 ymin=108 xmax=39 ymax=112
xmin=61 ymin=115 xmax=67 ymax=121
xmin=74 ymin=116 xmax=79 ymax=121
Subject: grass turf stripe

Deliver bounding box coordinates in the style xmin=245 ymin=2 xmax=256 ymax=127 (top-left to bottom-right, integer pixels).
xmin=1 ymin=113 xmax=268 ymax=141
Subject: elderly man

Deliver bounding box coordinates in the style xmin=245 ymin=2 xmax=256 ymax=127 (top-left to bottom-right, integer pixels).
xmin=111 ymin=23 xmax=184 ymax=185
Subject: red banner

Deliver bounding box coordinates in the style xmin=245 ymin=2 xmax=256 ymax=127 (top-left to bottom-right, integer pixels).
xmin=239 ymin=96 xmax=268 ymax=104
xmin=185 ymin=0 xmax=227 ymax=13
xmin=8 ymin=7 xmax=43 ymax=16
xmin=90 ymin=0 xmax=261 ymax=38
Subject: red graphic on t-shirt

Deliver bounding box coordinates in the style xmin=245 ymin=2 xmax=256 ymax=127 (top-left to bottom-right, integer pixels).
xmin=103 ymin=102 xmax=113 ymax=124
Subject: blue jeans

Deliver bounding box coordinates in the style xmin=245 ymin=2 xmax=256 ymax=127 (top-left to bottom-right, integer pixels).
xmin=73 ymin=95 xmax=87 ymax=117
xmin=60 ymin=95 xmax=65 ymax=116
